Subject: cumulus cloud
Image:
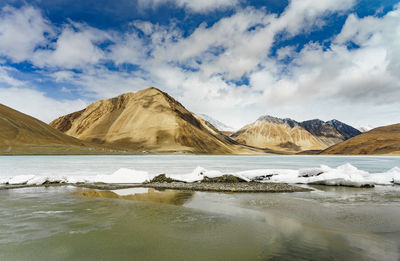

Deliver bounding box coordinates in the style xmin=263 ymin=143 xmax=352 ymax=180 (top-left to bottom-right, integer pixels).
xmin=0 ymin=5 xmax=51 ymax=62
xmin=0 ymin=2 xmax=399 ymax=128
xmin=33 ymin=23 xmax=110 ymax=69
xmin=257 ymin=5 xmax=400 ymax=107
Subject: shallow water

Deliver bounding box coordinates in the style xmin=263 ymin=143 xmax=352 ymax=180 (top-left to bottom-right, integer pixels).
xmin=0 ymin=185 xmax=399 ymax=261
xmin=0 ymin=156 xmax=399 ymax=260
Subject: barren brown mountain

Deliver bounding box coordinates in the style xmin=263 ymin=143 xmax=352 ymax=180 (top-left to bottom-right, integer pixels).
xmin=322 ymin=124 xmax=400 ymax=155
xmin=50 ymin=87 xmax=262 ymax=154
xmin=231 ymin=116 xmax=333 ymax=152
xmin=0 ymin=104 xmax=109 ymax=154
xmin=231 ymin=116 xmax=362 ymax=153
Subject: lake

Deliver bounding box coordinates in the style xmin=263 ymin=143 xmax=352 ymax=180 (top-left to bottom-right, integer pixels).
xmin=0 ymin=155 xmax=399 ymax=260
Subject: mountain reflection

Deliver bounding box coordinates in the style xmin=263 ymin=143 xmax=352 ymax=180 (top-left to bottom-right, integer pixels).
xmin=75 ymin=188 xmax=194 ymax=206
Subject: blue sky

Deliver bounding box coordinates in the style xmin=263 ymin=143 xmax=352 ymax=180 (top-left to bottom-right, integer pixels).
xmin=0 ymin=0 xmax=399 ymax=129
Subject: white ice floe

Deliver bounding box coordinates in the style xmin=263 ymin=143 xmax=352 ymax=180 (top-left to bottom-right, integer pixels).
xmin=7 ymin=175 xmax=36 ymax=185
xmin=167 ymin=166 xmax=210 ymax=182
xmin=2 ymin=163 xmax=400 ymax=188
xmin=83 ymin=168 xmax=150 ymax=184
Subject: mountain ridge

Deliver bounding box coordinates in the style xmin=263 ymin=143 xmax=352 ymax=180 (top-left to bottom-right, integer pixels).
xmin=231 ymin=115 xmax=361 ymax=152
xmin=50 ymin=87 xmax=262 ymax=154
xmin=0 ymin=103 xmax=112 ymax=155
xmin=322 ymin=123 xmax=400 ymax=155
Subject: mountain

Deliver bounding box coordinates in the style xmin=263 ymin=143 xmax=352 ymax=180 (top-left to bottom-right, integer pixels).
xmin=230 ymin=116 xmax=327 ymax=152
xmin=325 ymin=119 xmax=362 ymax=140
xmin=50 ymin=87 xmax=258 ymax=154
xmin=299 ymin=119 xmax=361 ymax=147
xmin=0 ymin=104 xmax=108 ymax=155
xmin=322 ymin=123 xmax=400 ymax=155
xmin=357 ymin=125 xmax=373 ymax=133
xmin=231 ymin=115 xmax=361 ymax=152
xmin=199 ymin=114 xmax=235 ymax=132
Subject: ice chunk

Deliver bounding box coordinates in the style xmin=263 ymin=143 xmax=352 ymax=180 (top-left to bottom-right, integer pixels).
xmin=7 ymin=175 xmax=35 ymax=185
xmin=89 ymin=168 xmax=150 ymax=184
xmin=167 ymin=166 xmax=207 ymax=182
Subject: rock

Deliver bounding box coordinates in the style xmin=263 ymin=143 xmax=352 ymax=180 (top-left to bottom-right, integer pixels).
xmin=201 ymin=175 xmax=247 ymax=183
xmin=298 ymin=168 xmax=324 ymax=177
xmin=391 ymin=179 xmax=400 ymax=185
xmin=148 ymin=174 xmax=184 ymax=183
xmin=252 ymin=174 xmax=275 ymax=181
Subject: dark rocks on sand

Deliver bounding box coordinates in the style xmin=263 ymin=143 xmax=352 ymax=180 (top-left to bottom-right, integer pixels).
xmin=252 ymin=174 xmax=275 ymax=181
xmin=201 ymin=175 xmax=247 ymax=183
xmin=148 ymin=174 xmax=184 ymax=183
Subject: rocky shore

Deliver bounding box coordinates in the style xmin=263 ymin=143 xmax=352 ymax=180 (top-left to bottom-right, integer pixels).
xmin=142 ymin=181 xmax=310 ymax=193
xmin=0 ymin=174 xmax=311 ymax=193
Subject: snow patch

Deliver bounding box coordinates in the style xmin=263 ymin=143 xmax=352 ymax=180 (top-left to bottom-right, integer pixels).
xmin=7 ymin=175 xmax=35 ymax=185
xmin=2 ymin=164 xmax=400 ymax=188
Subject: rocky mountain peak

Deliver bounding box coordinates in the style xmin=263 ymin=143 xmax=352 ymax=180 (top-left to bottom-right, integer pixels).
xmin=257 ymin=115 xmax=284 ymax=124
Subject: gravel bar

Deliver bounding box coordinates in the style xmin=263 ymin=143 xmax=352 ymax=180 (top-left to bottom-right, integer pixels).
xmin=1 ymin=182 xmax=311 ymax=193
xmin=142 ymin=182 xmax=311 ymax=193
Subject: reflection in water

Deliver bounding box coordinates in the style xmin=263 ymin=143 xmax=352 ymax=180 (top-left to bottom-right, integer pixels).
xmin=0 ymin=186 xmax=399 ymax=261
xmin=185 ymin=192 xmax=400 ymax=261
xmin=75 ymin=188 xmax=194 ymax=206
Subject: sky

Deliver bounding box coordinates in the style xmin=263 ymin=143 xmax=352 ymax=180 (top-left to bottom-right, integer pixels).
xmin=0 ymin=0 xmax=399 ymax=129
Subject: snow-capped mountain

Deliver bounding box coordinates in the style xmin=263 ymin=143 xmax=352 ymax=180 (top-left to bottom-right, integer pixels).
xmin=357 ymin=125 xmax=374 ymax=133
xmin=199 ymin=114 xmax=236 ymax=132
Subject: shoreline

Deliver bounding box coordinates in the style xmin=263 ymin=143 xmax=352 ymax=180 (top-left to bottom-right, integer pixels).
xmin=0 ymin=182 xmax=311 ymax=193
xmin=0 ymin=152 xmax=400 ymax=157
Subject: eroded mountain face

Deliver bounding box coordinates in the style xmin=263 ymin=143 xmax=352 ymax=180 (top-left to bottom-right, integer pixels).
xmin=231 ymin=115 xmax=361 ymax=152
xmin=322 ymin=124 xmax=400 ymax=155
xmin=50 ymin=87 xmax=256 ymax=154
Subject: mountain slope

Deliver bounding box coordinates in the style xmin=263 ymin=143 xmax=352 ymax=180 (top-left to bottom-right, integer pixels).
xmin=231 ymin=116 xmax=361 ymax=152
xmin=231 ymin=116 xmax=326 ymax=152
xmin=50 ymin=87 xmax=257 ymax=154
xmin=322 ymin=124 xmax=400 ymax=155
xmin=0 ymin=104 xmax=106 ymax=154
xmin=199 ymin=114 xmax=235 ymax=132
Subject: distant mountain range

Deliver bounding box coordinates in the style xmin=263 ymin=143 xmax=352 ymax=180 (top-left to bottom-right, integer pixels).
xmin=230 ymin=115 xmax=361 ymax=152
xmin=1 ymin=87 xmax=398 ymax=155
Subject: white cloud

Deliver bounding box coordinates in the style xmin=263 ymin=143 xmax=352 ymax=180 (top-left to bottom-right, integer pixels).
xmin=247 ymin=5 xmax=400 ymax=127
xmin=50 ymin=67 xmax=152 ymax=99
xmin=0 ymin=87 xmax=88 ymax=123
xmin=138 ymin=0 xmax=241 ymax=13
xmin=148 ymin=0 xmax=357 ymax=81
xmin=274 ymin=0 xmax=356 ymax=36
xmin=108 ymin=32 xmax=147 ymax=65
xmin=0 ymin=5 xmax=51 ymax=62
xmin=0 ymin=2 xmax=399 ymax=128
xmin=33 ymin=23 xmax=109 ymax=69
xmin=0 ymin=67 xmax=25 ymax=87
xmin=260 ymin=6 xmax=400 ymax=106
